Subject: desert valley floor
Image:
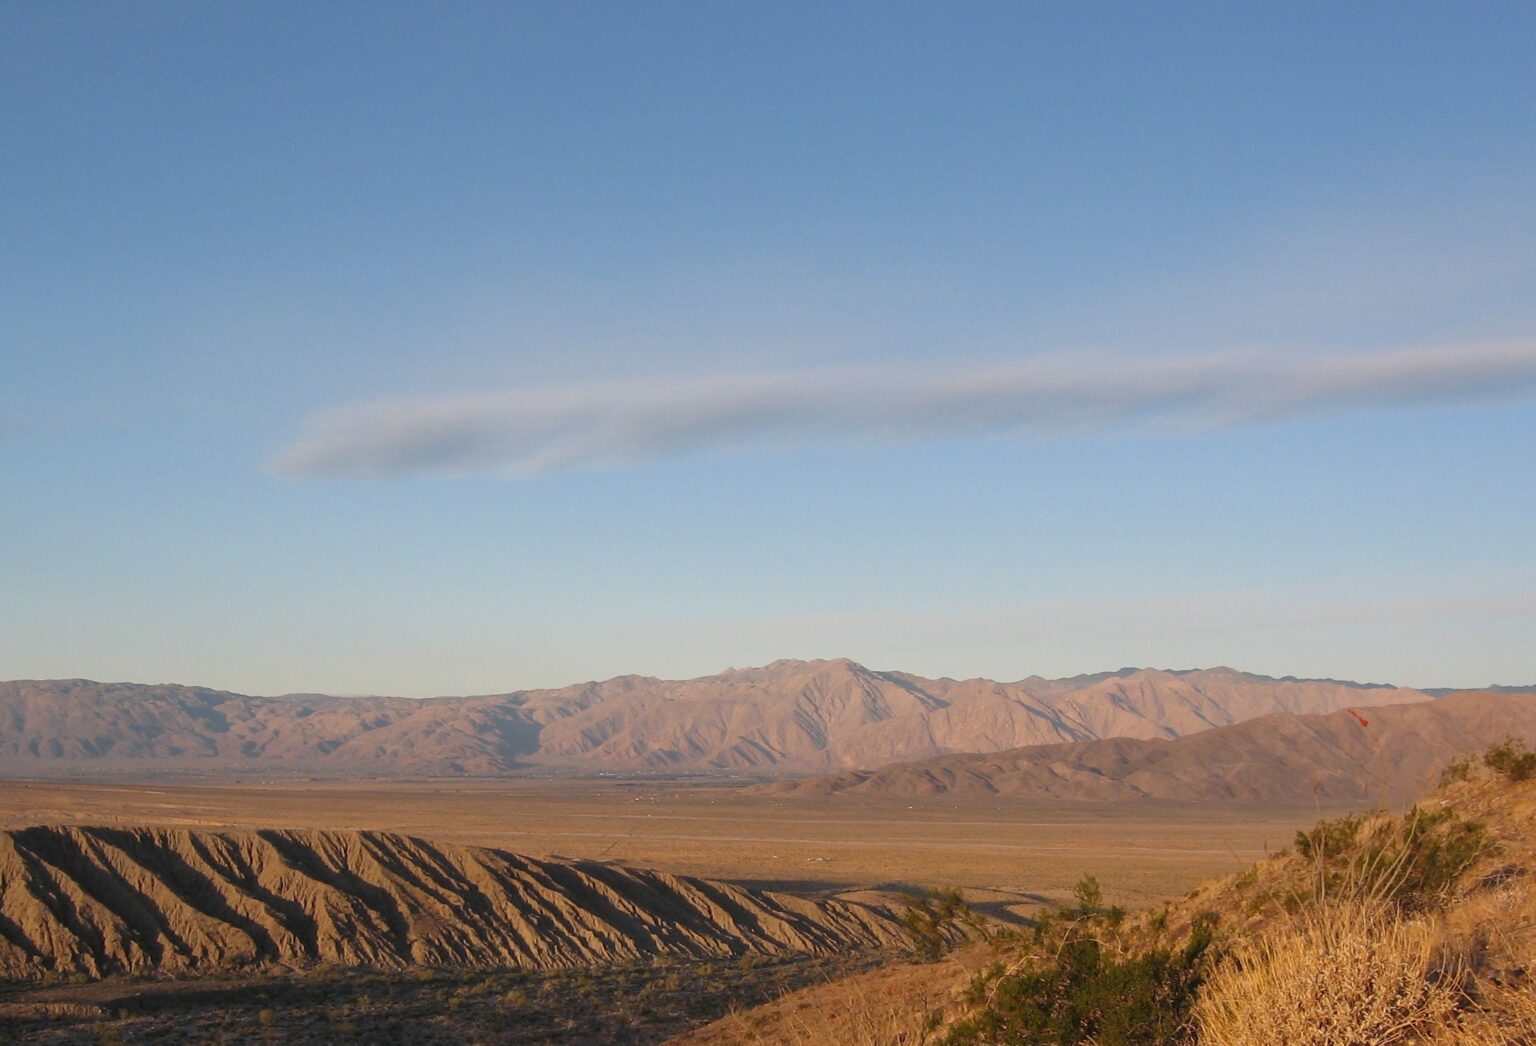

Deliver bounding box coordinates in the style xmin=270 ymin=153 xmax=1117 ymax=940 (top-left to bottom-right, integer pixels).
xmin=0 ymin=777 xmax=1339 ymax=911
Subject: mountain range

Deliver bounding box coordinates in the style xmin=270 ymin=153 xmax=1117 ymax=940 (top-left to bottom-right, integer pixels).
xmin=0 ymin=660 xmax=1458 ymax=777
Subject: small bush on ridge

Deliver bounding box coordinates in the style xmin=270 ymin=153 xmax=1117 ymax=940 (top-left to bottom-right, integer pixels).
xmin=902 ymin=888 xmax=982 ymax=962
xmin=1483 ymin=737 xmax=1536 ymax=782
xmin=1296 ymin=806 xmax=1491 ymax=911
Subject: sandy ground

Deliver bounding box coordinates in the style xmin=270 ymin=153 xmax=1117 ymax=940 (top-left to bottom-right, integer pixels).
xmin=0 ymin=778 xmax=1345 ymax=911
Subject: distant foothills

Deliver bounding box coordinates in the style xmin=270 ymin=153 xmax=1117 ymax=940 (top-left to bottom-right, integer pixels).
xmin=3 ymin=661 xmax=1534 ymax=790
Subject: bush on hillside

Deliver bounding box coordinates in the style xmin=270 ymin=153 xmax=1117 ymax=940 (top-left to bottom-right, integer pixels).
xmin=942 ymin=906 xmax=1216 ymax=1045
xmin=1483 ymin=737 xmax=1536 ymax=782
xmin=902 ymin=888 xmax=983 ymax=962
xmin=1294 ymin=812 xmax=1368 ymax=863
xmin=1295 ymin=806 xmax=1491 ymax=911
xmin=935 ymin=775 xmax=1510 ymax=1045
xmin=1438 ymin=755 xmax=1475 ymax=787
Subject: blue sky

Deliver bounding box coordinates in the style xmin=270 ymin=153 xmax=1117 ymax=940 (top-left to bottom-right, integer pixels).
xmin=4 ymin=2 xmax=1534 ymax=695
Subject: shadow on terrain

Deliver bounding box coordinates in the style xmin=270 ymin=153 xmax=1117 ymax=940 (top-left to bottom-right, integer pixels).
xmin=0 ymin=953 xmax=887 ymax=1045
xmin=719 ymin=876 xmax=1052 ymax=930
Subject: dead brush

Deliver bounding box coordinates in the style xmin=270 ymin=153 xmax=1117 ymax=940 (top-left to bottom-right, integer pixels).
xmin=1193 ymin=900 xmax=1466 ymax=1045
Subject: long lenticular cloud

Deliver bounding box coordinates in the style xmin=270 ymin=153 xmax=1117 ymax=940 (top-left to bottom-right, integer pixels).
xmin=274 ymin=342 xmax=1536 ymax=479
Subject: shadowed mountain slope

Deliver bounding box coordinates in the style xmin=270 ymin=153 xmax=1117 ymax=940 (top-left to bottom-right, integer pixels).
xmin=0 ymin=825 xmax=904 ymax=980
xmin=0 ymin=662 xmax=1440 ymax=777
xmin=752 ymin=692 xmax=1536 ymax=804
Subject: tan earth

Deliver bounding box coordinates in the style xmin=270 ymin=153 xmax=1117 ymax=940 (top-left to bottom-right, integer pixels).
xmin=0 ymin=778 xmax=1331 ymax=911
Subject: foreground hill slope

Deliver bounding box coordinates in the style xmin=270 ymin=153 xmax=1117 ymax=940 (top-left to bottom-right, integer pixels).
xmin=0 ymin=826 xmax=903 ymax=980
xmin=679 ymin=745 xmax=1536 ymax=1044
xmin=0 ymin=662 xmax=1438 ymax=776
xmin=756 ymin=691 xmax=1536 ymax=804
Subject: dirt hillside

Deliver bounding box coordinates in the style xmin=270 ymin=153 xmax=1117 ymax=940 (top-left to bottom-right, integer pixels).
xmin=0 ymin=825 xmax=903 ymax=980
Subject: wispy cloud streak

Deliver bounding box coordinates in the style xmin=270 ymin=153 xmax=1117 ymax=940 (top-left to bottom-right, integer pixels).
xmin=274 ymin=342 xmax=1536 ymax=479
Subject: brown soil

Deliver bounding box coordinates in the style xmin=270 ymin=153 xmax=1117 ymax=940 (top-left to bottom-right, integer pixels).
xmin=669 ymin=945 xmax=990 ymax=1045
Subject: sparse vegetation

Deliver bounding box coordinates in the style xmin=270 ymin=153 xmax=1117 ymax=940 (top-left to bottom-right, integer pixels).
xmin=1293 ymin=811 xmax=1367 ymax=862
xmin=901 ymin=888 xmax=985 ymax=962
xmin=943 ymin=909 xmax=1216 ymax=1044
xmin=929 ymin=873 xmax=1218 ymax=1045
xmin=1439 ymin=755 xmax=1475 ymax=787
xmin=0 ymin=954 xmax=881 ymax=1045
xmin=1483 ymin=736 xmax=1536 ymax=782
xmin=786 ymin=745 xmax=1536 ymax=1046
xmin=1071 ymin=873 xmax=1103 ymax=913
xmin=1294 ymin=805 xmax=1493 ymax=910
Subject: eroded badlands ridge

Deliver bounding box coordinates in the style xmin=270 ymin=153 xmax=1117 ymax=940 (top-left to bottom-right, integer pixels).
xmin=0 ymin=825 xmax=903 ymax=980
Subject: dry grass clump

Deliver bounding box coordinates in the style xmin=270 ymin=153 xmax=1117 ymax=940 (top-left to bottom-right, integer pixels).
xmin=1194 ymin=902 xmax=1463 ymax=1045
xmin=774 ymin=985 xmax=944 ymax=1045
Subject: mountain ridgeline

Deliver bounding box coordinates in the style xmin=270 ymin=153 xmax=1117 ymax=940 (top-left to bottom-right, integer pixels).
xmin=0 ymin=661 xmax=1447 ymax=777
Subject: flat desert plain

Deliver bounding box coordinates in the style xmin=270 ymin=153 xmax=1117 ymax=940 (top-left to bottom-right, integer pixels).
xmin=0 ymin=778 xmax=1345 ymax=912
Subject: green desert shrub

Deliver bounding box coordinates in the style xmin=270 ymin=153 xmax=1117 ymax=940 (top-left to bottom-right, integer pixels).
xmin=1071 ymin=873 xmax=1103 ymax=914
xmin=1294 ymin=812 xmax=1368 ymax=862
xmin=1438 ymin=755 xmax=1475 ymax=787
xmin=902 ymin=887 xmax=982 ymax=962
xmin=1297 ymin=806 xmax=1491 ymax=911
xmin=943 ymin=910 xmax=1217 ymax=1045
xmin=1483 ymin=737 xmax=1536 ymax=782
